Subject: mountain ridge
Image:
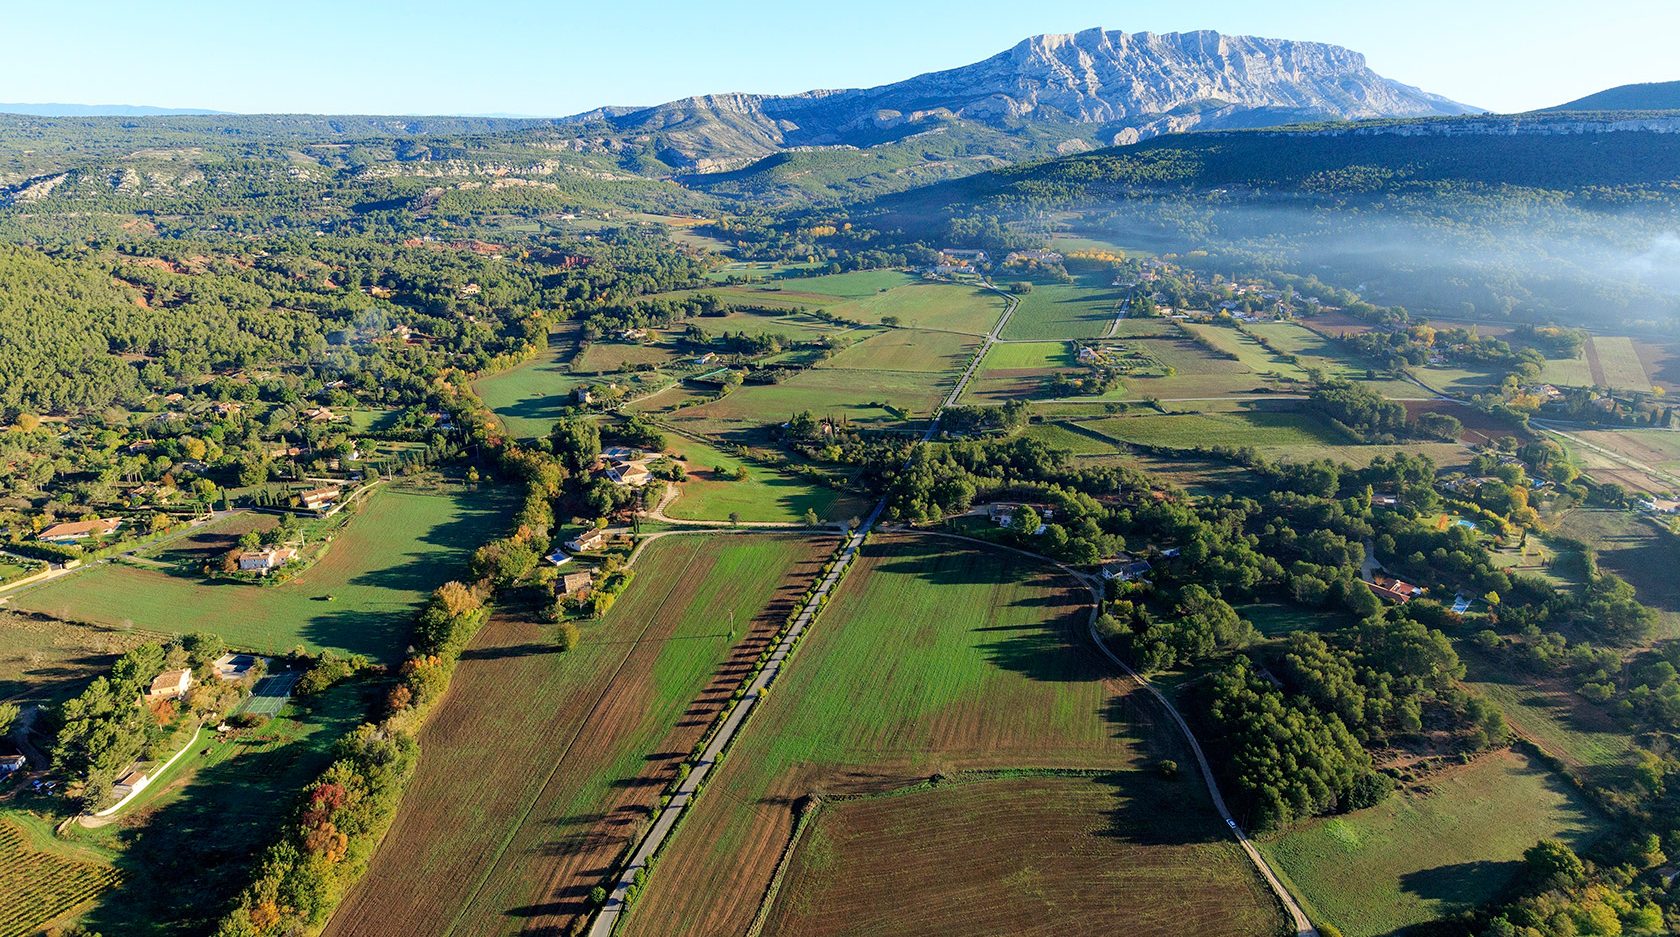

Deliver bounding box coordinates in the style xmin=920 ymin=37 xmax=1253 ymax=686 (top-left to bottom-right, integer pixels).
xmin=563 ymin=27 xmax=1477 ymax=172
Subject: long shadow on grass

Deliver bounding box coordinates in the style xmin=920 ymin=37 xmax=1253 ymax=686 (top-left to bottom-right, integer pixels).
xmin=1398 ymin=859 xmax=1522 ymax=910
xmin=80 ymin=684 xmax=372 ymax=937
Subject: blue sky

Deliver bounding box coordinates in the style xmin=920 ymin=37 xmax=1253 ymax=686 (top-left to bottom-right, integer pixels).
xmin=3 ymin=0 xmax=1674 ymax=115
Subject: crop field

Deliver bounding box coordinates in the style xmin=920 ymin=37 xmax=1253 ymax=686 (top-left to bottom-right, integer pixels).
xmin=818 ymin=327 xmax=977 ymax=372
xmin=1416 ymin=362 xmax=1504 ymax=396
xmin=1537 ymin=350 xmax=1595 ymax=388
xmin=1587 ymin=335 xmax=1653 ymax=391
xmin=1572 ymin=429 xmax=1680 ymax=481
xmin=1635 ymin=340 xmax=1680 ymax=393
xmin=1262 ymin=749 xmax=1606 ymax=937
xmin=1080 ymin=410 xmax=1351 ymax=450
xmin=72 ymin=681 xmax=371 ymax=936
xmin=834 ymin=283 xmax=1006 ymax=334
xmin=1002 ymin=282 xmax=1126 ymax=340
xmin=0 ymin=820 xmax=121 ymax=937
xmin=760 ymin=774 xmax=1284 ymax=937
xmin=623 ymin=534 xmax=1284 ymax=937
xmin=572 ymin=340 xmax=677 ymax=373
xmin=326 ymin=533 xmax=830 ymax=937
xmin=664 ymin=434 xmax=864 ymax=524
xmin=12 ymin=486 xmax=507 ymax=663
xmin=691 ymin=307 xmax=850 ymax=339
xmin=1178 ymin=324 xmax=1309 ymax=380
xmin=662 ymin=367 xmax=947 ymax=437
xmin=964 ymin=341 xmax=1075 ymax=403
xmin=1021 ymin=421 xmax=1119 ymax=456
xmin=771 ymin=269 xmax=917 ymax=298
xmin=1246 ymin=321 xmax=1377 ymax=378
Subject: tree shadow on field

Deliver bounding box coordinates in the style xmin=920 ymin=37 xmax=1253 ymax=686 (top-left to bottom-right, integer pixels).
xmin=458 ymin=641 xmax=555 ymax=661
xmin=1094 ymin=767 xmax=1225 ymax=848
xmin=1399 ymin=859 xmax=1521 ymax=910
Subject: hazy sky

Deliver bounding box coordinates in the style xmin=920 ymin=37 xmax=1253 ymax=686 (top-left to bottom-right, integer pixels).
xmin=4 ymin=0 xmax=1675 ymax=116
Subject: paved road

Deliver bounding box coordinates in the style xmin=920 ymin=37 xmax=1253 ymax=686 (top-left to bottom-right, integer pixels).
xmin=586 ymin=514 xmax=876 ymax=937
xmin=939 ymin=284 xmax=1019 ymax=410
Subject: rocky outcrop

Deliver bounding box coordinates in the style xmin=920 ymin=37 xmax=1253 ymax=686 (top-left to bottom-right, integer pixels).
xmin=566 ymin=28 xmax=1476 ymax=169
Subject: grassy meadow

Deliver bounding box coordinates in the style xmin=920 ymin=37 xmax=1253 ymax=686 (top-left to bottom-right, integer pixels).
xmin=1261 ymin=749 xmax=1606 ymax=937
xmin=11 ymin=485 xmax=508 ymax=663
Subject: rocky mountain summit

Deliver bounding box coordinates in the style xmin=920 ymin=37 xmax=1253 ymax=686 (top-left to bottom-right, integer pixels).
xmin=565 ymin=28 xmax=1477 ymax=170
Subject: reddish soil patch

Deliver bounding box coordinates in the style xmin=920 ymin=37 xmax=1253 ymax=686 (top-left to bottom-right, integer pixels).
xmin=1402 ymin=400 xmax=1525 ymax=445
xmin=1300 ymin=311 xmax=1374 ymax=337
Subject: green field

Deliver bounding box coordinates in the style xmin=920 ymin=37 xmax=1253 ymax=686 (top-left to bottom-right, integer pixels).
xmin=1178 ymin=323 xmax=1309 ymax=380
xmin=1262 ymin=749 xmax=1606 ymax=937
xmin=835 ymin=283 xmax=1006 ymax=334
xmin=12 ymin=486 xmax=507 ymax=663
xmin=625 ymin=534 xmax=1285 ymax=937
xmin=573 ymin=340 xmax=677 ymax=373
xmin=818 ymin=327 xmax=977 ymax=372
xmin=1021 ymin=421 xmax=1120 ymax=456
xmin=1590 ymin=335 xmax=1653 ymax=391
xmin=1080 ymin=410 xmax=1351 ymax=450
xmin=1537 ymin=350 xmax=1595 ymax=388
xmin=661 ymin=367 xmax=947 ymax=436
xmin=327 ymin=533 xmax=831 ymax=937
xmin=472 ymin=345 xmax=595 ymax=438
xmin=1002 ymin=282 xmax=1126 ymax=340
xmin=769 ymin=269 xmax=916 ymax=298
xmin=664 ymin=434 xmax=864 ymax=524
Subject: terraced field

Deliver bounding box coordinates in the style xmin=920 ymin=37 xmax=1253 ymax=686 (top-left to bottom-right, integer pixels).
xmin=325 ymin=533 xmax=831 ymax=937
xmin=621 ymin=534 xmax=1285 ymax=937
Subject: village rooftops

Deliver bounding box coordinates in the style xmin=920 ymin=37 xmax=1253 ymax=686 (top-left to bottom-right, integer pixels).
xmin=37 ymin=517 xmax=122 ymax=542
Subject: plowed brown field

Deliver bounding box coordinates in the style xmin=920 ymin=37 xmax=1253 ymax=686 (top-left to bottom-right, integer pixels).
xmin=324 ymin=532 xmax=830 ymax=937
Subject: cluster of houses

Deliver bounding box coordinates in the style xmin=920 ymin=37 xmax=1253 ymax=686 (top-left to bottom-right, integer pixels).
xmin=925 ymin=248 xmax=989 ymax=277
xmin=108 ymin=654 xmax=263 ymax=800
xmin=1640 ymin=497 xmax=1680 ymax=515
xmin=1004 ymin=249 xmax=1064 ymax=266
xmin=300 ymin=485 xmax=342 ymax=513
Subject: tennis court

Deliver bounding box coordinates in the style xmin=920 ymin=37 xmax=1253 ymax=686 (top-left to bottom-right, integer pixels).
xmin=236 ymin=672 xmax=300 ymax=717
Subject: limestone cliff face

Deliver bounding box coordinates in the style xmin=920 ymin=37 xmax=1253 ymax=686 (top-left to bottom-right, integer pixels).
xmin=570 ymin=28 xmax=1476 ymax=168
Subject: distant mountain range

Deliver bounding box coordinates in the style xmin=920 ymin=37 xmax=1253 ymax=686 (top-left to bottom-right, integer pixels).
xmin=564 ymin=28 xmax=1478 ymax=173
xmin=0 ymin=103 xmax=227 ymax=117
xmin=1550 ymin=80 xmax=1680 ymax=112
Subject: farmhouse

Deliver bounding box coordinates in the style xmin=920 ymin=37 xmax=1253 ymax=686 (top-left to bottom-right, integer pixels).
xmin=0 ymin=754 xmax=25 ymax=774
xmin=37 ymin=517 xmax=123 ymax=543
xmin=1367 ymin=573 xmax=1424 ymax=604
xmin=1639 ymin=498 xmax=1680 ymax=515
xmin=300 ymin=486 xmax=342 ymax=511
xmin=303 ymin=406 xmax=336 ymax=423
xmin=1101 ymin=556 xmax=1153 ymax=582
xmin=559 ymin=571 xmax=594 ymax=597
xmin=620 ymin=327 xmax=649 ymax=341
xmin=695 ymin=352 xmax=719 ymax=365
xmin=238 ymin=546 xmax=298 ymax=573
xmin=567 ymin=530 xmax=607 ymax=552
xmin=113 ymin=768 xmax=150 ymax=796
xmin=607 ymin=462 xmax=653 ymax=487
xmin=147 ymin=668 xmax=193 ymax=701
xmin=212 ymin=653 xmax=258 ymax=681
